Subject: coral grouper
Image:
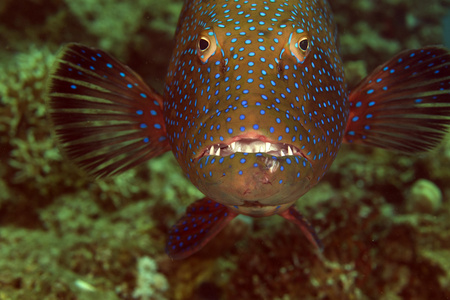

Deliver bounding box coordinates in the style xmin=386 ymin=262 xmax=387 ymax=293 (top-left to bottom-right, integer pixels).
xmin=46 ymin=0 xmax=450 ymax=259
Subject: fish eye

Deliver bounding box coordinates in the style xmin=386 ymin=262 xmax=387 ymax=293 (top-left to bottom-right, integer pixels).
xmin=289 ymin=33 xmax=311 ymax=63
xmin=298 ymin=38 xmax=309 ymax=52
xmin=197 ymin=32 xmax=217 ymax=63
xmin=199 ymin=37 xmax=210 ymax=51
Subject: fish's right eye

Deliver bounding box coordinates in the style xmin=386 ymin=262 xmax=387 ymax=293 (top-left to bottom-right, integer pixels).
xmin=197 ymin=32 xmax=217 ymax=63
xmin=199 ymin=37 xmax=210 ymax=51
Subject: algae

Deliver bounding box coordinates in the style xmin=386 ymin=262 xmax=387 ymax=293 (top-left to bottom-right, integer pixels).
xmin=0 ymin=0 xmax=449 ymax=299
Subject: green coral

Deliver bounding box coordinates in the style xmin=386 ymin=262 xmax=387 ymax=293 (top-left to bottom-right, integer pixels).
xmin=63 ymin=0 xmax=182 ymax=57
xmin=334 ymin=0 xmax=447 ymax=87
xmin=405 ymin=179 xmax=443 ymax=213
xmin=133 ymin=256 xmax=169 ymax=300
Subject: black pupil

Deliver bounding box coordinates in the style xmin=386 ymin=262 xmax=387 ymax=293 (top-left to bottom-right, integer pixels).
xmin=199 ymin=38 xmax=209 ymax=51
xmin=299 ymin=39 xmax=309 ymax=51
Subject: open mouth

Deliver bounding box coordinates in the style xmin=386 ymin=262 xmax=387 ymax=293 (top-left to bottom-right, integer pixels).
xmin=198 ymin=138 xmax=303 ymax=158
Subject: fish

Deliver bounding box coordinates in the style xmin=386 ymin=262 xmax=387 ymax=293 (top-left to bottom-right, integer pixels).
xmin=45 ymin=0 xmax=450 ymax=260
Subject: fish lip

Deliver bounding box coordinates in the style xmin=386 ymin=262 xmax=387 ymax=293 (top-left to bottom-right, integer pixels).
xmin=195 ymin=134 xmax=307 ymax=161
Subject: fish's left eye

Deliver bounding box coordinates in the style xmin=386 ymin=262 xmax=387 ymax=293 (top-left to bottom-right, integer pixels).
xmin=197 ymin=32 xmax=217 ymax=63
xmin=289 ymin=33 xmax=311 ymax=63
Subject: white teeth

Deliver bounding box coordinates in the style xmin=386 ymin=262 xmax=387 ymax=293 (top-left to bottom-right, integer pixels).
xmin=205 ymin=141 xmax=299 ymax=157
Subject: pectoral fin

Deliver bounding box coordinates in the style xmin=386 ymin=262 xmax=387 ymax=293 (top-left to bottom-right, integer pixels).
xmin=46 ymin=43 xmax=171 ymax=178
xmin=344 ymin=47 xmax=450 ymax=153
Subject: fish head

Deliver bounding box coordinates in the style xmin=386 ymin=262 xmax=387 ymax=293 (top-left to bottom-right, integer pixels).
xmin=164 ymin=0 xmax=348 ymax=216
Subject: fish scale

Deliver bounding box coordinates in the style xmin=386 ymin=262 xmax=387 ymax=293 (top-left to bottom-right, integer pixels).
xmin=46 ymin=0 xmax=450 ymax=259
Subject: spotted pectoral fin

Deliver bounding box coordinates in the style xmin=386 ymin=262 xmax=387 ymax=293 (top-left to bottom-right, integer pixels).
xmin=46 ymin=43 xmax=170 ymax=178
xmin=279 ymin=206 xmax=323 ymax=251
xmin=166 ymin=198 xmax=238 ymax=260
xmin=344 ymin=47 xmax=450 ymax=153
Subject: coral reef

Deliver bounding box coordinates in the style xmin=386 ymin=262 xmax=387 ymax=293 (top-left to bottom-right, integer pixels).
xmin=405 ymin=179 xmax=443 ymax=213
xmin=133 ymin=256 xmax=169 ymax=300
xmin=0 ymin=0 xmax=449 ymax=299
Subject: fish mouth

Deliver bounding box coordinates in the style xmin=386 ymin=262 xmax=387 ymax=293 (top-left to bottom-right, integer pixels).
xmin=197 ymin=137 xmax=304 ymax=159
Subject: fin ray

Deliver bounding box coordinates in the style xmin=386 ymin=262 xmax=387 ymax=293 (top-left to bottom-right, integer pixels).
xmin=166 ymin=198 xmax=238 ymax=260
xmin=46 ymin=43 xmax=171 ymax=178
xmin=279 ymin=206 xmax=323 ymax=251
xmin=344 ymin=47 xmax=450 ymax=153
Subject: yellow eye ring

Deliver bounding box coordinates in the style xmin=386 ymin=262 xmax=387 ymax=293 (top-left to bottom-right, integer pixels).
xmin=298 ymin=38 xmax=309 ymax=52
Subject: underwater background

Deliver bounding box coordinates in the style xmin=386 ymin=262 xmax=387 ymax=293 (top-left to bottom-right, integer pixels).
xmin=1 ymin=0 xmax=450 ymax=299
